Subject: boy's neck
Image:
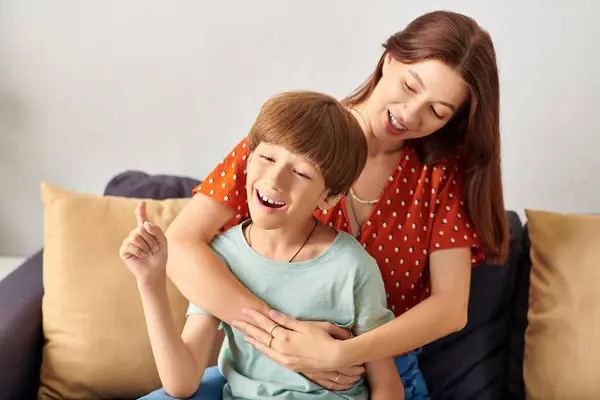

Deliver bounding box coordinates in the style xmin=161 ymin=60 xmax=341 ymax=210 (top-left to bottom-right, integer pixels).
xmin=245 ymin=216 xmax=320 ymax=263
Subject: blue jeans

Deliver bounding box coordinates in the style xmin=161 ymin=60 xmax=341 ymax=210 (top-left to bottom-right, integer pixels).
xmin=394 ymin=348 xmax=430 ymax=399
xmin=139 ymin=349 xmax=429 ymax=399
xmin=138 ymin=366 xmax=226 ymax=400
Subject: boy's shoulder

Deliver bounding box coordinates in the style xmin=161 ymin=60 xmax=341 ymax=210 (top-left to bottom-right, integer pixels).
xmin=330 ymin=230 xmax=381 ymax=276
xmin=207 ymin=223 xmax=245 ymax=257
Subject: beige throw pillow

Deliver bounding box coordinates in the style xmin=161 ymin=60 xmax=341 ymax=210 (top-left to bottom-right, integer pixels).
xmin=38 ymin=183 xmax=191 ymax=399
xmin=524 ymin=209 xmax=600 ymax=400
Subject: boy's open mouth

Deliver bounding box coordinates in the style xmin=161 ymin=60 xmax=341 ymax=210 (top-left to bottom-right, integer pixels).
xmin=256 ymin=189 xmax=286 ymax=209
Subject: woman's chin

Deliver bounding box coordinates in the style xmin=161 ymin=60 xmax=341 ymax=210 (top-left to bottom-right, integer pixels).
xmin=372 ymin=128 xmax=409 ymax=147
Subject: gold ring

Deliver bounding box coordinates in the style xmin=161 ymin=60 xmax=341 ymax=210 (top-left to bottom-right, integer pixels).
xmin=268 ymin=324 xmax=279 ymax=336
xmin=334 ymin=372 xmax=340 ymax=382
xmin=267 ymin=335 xmax=274 ymax=348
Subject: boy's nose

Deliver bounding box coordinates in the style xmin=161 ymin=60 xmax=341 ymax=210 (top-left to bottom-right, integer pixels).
xmin=265 ymin=168 xmax=285 ymax=191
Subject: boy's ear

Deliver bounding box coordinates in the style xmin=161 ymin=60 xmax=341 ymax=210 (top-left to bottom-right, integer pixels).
xmin=317 ymin=192 xmax=342 ymax=211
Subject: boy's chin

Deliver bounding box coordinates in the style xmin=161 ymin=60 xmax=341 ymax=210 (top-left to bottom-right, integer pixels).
xmin=249 ymin=217 xmax=286 ymax=231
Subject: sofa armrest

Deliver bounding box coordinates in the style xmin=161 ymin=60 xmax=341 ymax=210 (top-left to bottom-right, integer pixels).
xmin=0 ymin=250 xmax=44 ymax=400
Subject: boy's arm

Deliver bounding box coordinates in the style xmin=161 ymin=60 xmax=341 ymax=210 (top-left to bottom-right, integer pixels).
xmin=365 ymin=358 xmax=405 ymax=400
xmin=120 ymin=202 xmax=221 ymax=398
xmin=138 ymin=281 xmax=220 ymax=398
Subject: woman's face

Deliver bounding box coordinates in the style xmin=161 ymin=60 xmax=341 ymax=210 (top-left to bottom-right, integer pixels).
xmin=365 ymin=54 xmax=468 ymax=147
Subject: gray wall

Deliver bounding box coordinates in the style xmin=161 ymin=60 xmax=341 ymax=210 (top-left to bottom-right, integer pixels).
xmin=1 ymin=0 xmax=599 ymax=256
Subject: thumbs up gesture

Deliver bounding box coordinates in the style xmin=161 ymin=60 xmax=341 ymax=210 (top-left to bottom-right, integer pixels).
xmin=119 ymin=201 xmax=169 ymax=284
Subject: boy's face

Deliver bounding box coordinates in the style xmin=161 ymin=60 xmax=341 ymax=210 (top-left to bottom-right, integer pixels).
xmin=246 ymin=142 xmax=335 ymax=230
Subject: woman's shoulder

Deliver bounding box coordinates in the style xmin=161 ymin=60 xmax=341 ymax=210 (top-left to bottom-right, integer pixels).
xmin=191 ymin=136 xmax=252 ymax=230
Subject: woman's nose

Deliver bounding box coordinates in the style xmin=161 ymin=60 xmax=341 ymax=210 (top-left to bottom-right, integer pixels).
xmin=401 ymin=100 xmax=421 ymax=128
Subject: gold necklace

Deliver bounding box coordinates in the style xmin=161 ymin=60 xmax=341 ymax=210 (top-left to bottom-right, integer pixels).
xmin=349 ymin=187 xmax=379 ymax=204
xmin=247 ymin=218 xmax=318 ymax=262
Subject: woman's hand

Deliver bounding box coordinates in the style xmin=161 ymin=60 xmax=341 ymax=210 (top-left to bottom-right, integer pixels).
xmin=302 ymin=366 xmax=365 ymax=391
xmin=232 ymin=308 xmax=355 ymax=374
xmin=301 ymin=321 xmax=364 ymax=390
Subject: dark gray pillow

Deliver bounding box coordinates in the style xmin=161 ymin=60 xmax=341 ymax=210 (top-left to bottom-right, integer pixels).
xmin=103 ymin=170 xmax=201 ymax=200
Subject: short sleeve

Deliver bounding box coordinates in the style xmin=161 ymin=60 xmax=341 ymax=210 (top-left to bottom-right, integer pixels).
xmin=186 ymin=302 xmax=211 ymax=317
xmin=192 ymin=137 xmax=251 ymax=227
xmin=429 ymin=164 xmax=484 ymax=266
xmin=353 ymin=256 xmax=395 ymax=335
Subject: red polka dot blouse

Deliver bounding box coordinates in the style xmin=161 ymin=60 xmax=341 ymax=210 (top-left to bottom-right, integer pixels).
xmin=194 ymin=137 xmax=484 ymax=317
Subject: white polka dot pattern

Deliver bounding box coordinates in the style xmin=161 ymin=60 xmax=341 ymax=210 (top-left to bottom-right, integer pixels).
xmin=194 ymin=137 xmax=484 ymax=317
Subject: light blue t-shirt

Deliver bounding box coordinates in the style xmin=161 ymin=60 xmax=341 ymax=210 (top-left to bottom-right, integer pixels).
xmin=187 ymin=220 xmax=394 ymax=399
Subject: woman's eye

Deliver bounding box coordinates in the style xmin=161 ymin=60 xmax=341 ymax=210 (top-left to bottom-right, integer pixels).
xmin=430 ymin=106 xmax=443 ymax=120
xmin=403 ymin=81 xmax=416 ymax=93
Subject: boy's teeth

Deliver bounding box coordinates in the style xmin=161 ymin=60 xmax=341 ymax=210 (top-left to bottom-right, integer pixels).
xmin=258 ymin=191 xmax=285 ymax=206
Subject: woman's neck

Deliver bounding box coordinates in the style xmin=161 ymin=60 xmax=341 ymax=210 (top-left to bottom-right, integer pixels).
xmin=244 ymin=216 xmax=318 ymax=262
xmin=350 ymin=104 xmax=404 ymax=158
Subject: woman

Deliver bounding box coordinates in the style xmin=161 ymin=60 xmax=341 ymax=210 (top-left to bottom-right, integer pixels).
xmin=165 ymin=10 xmax=508 ymax=399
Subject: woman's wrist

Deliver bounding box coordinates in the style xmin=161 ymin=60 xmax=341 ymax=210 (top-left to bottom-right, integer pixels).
xmin=331 ymin=337 xmax=354 ymax=370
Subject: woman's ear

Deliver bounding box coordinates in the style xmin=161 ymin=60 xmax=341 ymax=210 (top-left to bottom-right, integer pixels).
xmin=382 ymin=52 xmax=394 ymax=74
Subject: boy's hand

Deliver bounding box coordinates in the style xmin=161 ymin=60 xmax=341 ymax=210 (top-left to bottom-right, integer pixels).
xmin=119 ymin=201 xmax=168 ymax=285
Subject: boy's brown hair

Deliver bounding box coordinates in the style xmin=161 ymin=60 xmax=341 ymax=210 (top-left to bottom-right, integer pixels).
xmin=247 ymin=90 xmax=367 ymax=197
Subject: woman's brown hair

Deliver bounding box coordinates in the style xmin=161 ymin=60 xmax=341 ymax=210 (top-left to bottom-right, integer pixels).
xmin=343 ymin=10 xmax=508 ymax=263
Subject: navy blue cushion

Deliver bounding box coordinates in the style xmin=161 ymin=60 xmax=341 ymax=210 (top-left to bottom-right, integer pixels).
xmin=504 ymin=224 xmax=531 ymax=400
xmin=419 ymin=211 xmax=524 ymax=400
xmin=103 ymin=170 xmax=201 ymax=200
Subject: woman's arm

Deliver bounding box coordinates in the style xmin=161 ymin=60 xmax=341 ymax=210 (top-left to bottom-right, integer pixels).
xmin=166 ymin=193 xmax=272 ymax=325
xmin=234 ymin=246 xmax=471 ymax=371
xmin=339 ymin=247 xmax=470 ymax=366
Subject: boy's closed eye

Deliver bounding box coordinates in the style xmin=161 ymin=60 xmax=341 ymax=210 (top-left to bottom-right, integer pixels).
xmin=259 ymin=154 xmax=275 ymax=162
xmin=293 ymin=169 xmax=312 ymax=180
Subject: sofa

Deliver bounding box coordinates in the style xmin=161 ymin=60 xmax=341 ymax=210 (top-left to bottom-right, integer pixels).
xmin=0 ymin=170 xmax=531 ymax=400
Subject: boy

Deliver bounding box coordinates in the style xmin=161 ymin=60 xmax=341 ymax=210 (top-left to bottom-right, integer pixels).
xmin=120 ymin=91 xmax=404 ymax=399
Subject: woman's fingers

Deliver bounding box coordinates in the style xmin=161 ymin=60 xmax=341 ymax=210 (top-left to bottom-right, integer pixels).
xmin=240 ymin=308 xmax=303 ymax=334
xmin=339 ymin=364 xmax=366 ymax=377
xmin=303 ymin=371 xmax=358 ymax=390
xmin=236 ymin=308 xmax=345 ymax=373
xmin=243 ymin=335 xmax=296 ymax=369
xmin=268 ymin=309 xmax=304 ymax=332
xmin=232 ymin=319 xmax=274 ymax=346
xmin=326 ymin=323 xmax=353 ymax=340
